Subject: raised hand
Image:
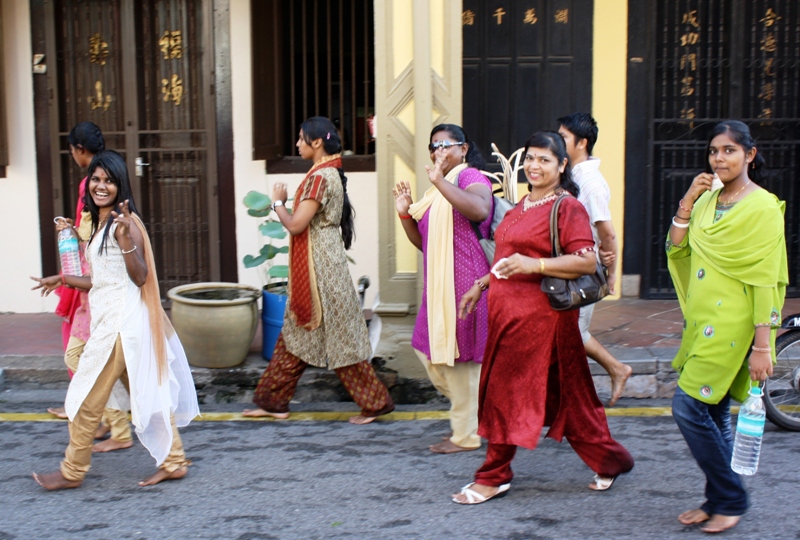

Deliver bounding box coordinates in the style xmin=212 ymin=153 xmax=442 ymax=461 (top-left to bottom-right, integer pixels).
xmin=424 ymin=152 xmax=446 ymax=185
xmin=271 ymin=182 xmax=288 ymax=207
xmin=392 ymin=181 xmax=413 ymax=216
xmin=110 ymin=200 xmax=133 ymax=237
xmin=684 ymin=173 xmax=714 ymax=206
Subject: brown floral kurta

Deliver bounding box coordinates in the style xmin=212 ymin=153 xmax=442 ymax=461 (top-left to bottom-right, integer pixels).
xmin=282 ymin=162 xmax=371 ymax=369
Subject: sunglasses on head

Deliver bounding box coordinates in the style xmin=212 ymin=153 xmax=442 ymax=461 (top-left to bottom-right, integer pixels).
xmin=428 ymin=141 xmax=465 ymax=152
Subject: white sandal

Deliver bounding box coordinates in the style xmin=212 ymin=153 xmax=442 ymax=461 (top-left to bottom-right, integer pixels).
xmin=588 ymin=474 xmax=617 ymax=491
xmin=452 ymin=482 xmax=511 ymax=505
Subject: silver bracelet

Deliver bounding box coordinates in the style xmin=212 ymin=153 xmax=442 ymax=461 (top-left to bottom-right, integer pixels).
xmin=121 ymin=245 xmax=137 ymax=255
xmin=671 ymin=218 xmax=689 ymax=229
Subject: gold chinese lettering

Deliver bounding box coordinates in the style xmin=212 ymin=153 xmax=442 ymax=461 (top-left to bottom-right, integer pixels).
xmin=523 ymin=8 xmax=538 ymax=25
xmin=682 ymin=10 xmax=699 ymax=28
xmin=493 ymin=7 xmax=506 ymax=25
xmin=161 ymin=74 xmax=184 ymax=106
xmin=680 ymin=53 xmax=697 ymax=71
xmin=554 ymin=9 xmax=569 ymax=24
xmin=680 ymin=32 xmax=699 ymax=46
xmin=680 ymin=107 xmax=696 ymax=120
xmin=88 ymin=81 xmax=112 ymax=111
xmin=760 ymin=8 xmax=781 ymax=27
xmin=758 ymin=82 xmax=775 ymax=101
xmin=88 ymin=33 xmax=109 ymax=66
xmin=680 ymin=76 xmax=695 ymax=96
xmin=758 ymin=107 xmax=773 ymax=120
xmin=760 ymin=33 xmax=777 ymax=53
xmin=159 ymin=30 xmax=183 ymax=60
xmin=763 ymin=57 xmax=776 ymax=77
xmin=462 ymin=9 xmax=476 ymax=26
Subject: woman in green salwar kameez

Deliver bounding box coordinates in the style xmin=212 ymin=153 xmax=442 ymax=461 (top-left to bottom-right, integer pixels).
xmin=666 ymin=120 xmax=788 ymax=534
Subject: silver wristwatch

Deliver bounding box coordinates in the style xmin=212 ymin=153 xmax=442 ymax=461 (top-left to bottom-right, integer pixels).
xmin=271 ymin=200 xmax=284 ymax=212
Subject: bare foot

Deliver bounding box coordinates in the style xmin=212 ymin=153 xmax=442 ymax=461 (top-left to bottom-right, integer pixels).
xmin=92 ymin=438 xmax=133 ymax=453
xmin=47 ymin=407 xmax=68 ymax=419
xmin=241 ymin=408 xmax=289 ymax=419
xmin=138 ymin=466 xmax=188 ymax=487
xmin=678 ymin=508 xmax=711 ymax=525
xmin=429 ymin=440 xmax=479 ymax=454
xmin=451 ymin=483 xmax=499 ymax=504
xmin=95 ymin=423 xmax=111 ymax=440
xmin=700 ymin=514 xmax=741 ymax=533
xmin=33 ymin=471 xmax=81 ymax=491
xmin=441 ymin=431 xmax=454 ymax=441
xmin=608 ymin=364 xmax=633 ymax=407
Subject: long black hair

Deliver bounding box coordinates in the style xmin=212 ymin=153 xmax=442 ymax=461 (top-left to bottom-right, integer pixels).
xmin=524 ymin=131 xmax=580 ymax=197
xmin=704 ymin=120 xmax=766 ymax=184
xmin=68 ymin=122 xmax=105 ymax=154
xmin=84 ymin=150 xmax=141 ymax=254
xmin=429 ymin=124 xmax=486 ymax=170
xmin=300 ymin=116 xmax=356 ymax=250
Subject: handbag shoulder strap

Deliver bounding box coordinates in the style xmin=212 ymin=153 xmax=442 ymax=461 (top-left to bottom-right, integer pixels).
xmin=548 ymin=193 xmax=569 ymax=257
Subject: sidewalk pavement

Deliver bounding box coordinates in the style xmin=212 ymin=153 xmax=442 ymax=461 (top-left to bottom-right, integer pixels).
xmin=2 ymin=297 xmax=799 ymax=404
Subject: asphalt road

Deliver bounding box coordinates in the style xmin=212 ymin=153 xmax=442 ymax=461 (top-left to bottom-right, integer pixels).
xmin=1 ymin=406 xmax=798 ymax=539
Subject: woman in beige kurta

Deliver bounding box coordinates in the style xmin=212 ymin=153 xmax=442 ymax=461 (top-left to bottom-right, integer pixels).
xmin=243 ymin=117 xmax=394 ymax=424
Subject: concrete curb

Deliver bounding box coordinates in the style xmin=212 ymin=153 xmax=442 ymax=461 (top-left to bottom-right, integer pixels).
xmin=0 ymin=346 xmax=681 ymax=404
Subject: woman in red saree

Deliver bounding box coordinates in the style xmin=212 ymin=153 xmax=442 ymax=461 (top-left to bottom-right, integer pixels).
xmin=243 ymin=117 xmax=394 ymax=424
xmin=452 ymin=131 xmax=634 ymax=505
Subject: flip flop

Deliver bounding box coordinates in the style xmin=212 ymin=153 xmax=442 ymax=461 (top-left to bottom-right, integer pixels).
xmin=588 ymin=474 xmax=617 ymax=491
xmin=452 ymin=482 xmax=511 ymax=505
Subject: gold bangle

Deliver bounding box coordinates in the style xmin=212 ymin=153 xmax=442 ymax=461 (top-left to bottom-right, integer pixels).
xmin=121 ymin=245 xmax=137 ymax=255
xmin=474 ymin=279 xmax=487 ymax=292
xmin=539 ymin=258 xmax=545 ymax=274
xmin=751 ymin=346 xmax=771 ymax=353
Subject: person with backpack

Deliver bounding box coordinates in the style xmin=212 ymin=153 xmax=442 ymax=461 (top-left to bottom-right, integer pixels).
xmin=557 ymin=113 xmax=632 ymax=406
xmin=392 ymin=124 xmax=493 ymax=454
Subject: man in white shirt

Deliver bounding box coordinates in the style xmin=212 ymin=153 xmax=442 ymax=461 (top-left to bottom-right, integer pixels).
xmin=558 ymin=113 xmax=632 ymax=406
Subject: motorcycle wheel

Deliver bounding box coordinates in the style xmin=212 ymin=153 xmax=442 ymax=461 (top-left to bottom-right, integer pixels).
xmin=764 ymin=330 xmax=800 ymax=431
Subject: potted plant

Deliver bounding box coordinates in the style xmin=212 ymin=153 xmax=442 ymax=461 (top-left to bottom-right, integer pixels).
xmin=243 ymin=190 xmax=290 ymax=360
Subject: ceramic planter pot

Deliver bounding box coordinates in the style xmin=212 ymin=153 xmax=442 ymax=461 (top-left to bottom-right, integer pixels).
xmin=167 ymin=282 xmax=260 ymax=368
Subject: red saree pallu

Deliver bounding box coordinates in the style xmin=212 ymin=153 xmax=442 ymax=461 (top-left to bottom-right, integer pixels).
xmin=287 ymin=157 xmax=340 ymax=330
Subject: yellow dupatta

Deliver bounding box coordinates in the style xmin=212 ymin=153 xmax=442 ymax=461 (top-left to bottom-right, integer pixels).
xmin=408 ymin=163 xmax=468 ymax=366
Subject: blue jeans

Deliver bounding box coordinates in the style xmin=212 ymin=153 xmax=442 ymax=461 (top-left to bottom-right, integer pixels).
xmin=671 ymin=386 xmax=748 ymax=516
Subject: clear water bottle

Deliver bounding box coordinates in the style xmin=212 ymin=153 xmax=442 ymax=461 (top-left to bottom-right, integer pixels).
xmin=54 ymin=217 xmax=82 ymax=277
xmin=731 ymin=385 xmax=766 ymax=475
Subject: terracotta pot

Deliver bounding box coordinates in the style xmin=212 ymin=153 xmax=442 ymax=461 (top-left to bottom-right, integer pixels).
xmin=167 ymin=282 xmax=260 ymax=368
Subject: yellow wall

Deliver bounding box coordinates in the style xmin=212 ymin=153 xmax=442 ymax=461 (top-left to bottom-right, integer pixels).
xmin=592 ymin=0 xmax=628 ymax=298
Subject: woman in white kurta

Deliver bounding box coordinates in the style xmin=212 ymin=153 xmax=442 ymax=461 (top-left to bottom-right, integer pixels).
xmin=32 ymin=150 xmax=199 ymax=490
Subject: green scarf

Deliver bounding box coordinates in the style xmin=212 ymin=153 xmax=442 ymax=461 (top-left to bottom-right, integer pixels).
xmin=669 ymin=188 xmax=788 ymax=312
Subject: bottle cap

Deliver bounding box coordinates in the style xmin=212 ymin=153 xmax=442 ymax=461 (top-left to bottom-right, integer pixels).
xmin=750 ymin=386 xmax=763 ymax=396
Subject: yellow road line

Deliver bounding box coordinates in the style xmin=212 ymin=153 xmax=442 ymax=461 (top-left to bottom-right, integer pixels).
xmin=4 ymin=406 xmax=787 ymax=423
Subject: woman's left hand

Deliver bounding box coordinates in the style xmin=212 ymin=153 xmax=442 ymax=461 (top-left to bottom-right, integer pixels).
xmin=458 ymin=285 xmax=482 ymax=319
xmin=271 ymin=182 xmax=289 ymax=206
xmin=491 ymin=253 xmax=536 ymax=278
xmin=110 ymin=200 xmax=133 ymax=237
xmin=749 ymin=350 xmax=774 ymax=382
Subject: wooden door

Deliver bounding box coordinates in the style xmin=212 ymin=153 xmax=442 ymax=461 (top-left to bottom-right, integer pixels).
xmin=462 ymin=0 xmax=593 ymax=165
xmin=33 ymin=0 xmax=219 ymax=297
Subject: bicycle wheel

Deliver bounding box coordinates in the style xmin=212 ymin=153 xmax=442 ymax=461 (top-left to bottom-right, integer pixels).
xmin=764 ymin=331 xmax=800 ymax=431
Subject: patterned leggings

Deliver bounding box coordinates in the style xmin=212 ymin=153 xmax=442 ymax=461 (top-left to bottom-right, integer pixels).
xmin=252 ymin=334 xmax=394 ymax=416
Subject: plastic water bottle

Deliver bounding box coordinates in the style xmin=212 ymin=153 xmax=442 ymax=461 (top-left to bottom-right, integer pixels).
xmin=731 ymin=386 xmax=766 ymax=475
xmin=55 ymin=217 xmax=82 ymax=277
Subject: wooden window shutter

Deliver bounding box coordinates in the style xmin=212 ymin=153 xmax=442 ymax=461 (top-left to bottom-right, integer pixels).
xmin=251 ymin=0 xmax=284 ymax=161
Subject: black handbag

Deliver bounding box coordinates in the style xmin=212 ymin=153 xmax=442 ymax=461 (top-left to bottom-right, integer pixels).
xmin=540 ymin=194 xmax=609 ymax=311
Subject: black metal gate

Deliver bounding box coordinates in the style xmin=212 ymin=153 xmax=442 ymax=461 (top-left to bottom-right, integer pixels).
xmin=628 ymin=0 xmax=800 ymax=298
